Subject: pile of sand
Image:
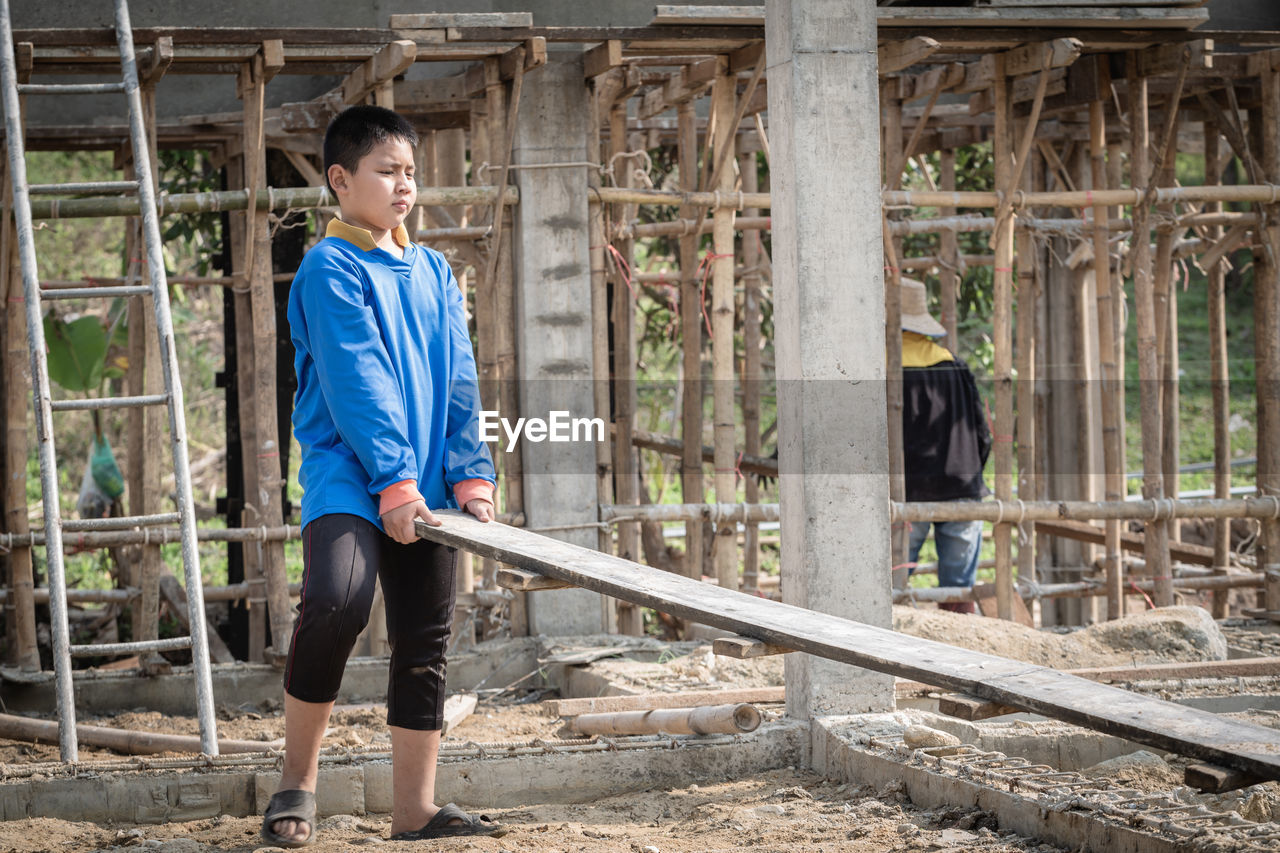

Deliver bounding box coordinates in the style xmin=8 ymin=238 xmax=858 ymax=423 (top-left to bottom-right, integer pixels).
xmin=893 ymin=605 xmax=1226 ymax=668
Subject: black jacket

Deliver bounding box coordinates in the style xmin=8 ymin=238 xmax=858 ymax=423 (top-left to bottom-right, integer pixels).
xmin=902 ymin=355 xmax=991 ymax=502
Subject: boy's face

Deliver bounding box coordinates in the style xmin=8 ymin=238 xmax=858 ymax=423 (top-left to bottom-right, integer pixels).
xmin=328 ymin=136 xmax=417 ymax=235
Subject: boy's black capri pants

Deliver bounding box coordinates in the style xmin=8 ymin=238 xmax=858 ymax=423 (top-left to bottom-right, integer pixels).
xmin=283 ymin=513 xmax=457 ymax=730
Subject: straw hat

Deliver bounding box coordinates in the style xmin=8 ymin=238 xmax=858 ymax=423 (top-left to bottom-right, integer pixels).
xmin=899 ymin=277 xmax=945 ymax=338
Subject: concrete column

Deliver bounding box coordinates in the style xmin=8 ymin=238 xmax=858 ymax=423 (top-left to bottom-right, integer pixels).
xmin=511 ymin=55 xmax=605 ymax=634
xmin=767 ymin=0 xmax=894 ymax=716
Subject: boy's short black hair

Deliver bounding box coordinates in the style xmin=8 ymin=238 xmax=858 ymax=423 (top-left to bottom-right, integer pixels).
xmin=323 ymin=105 xmax=419 ymax=192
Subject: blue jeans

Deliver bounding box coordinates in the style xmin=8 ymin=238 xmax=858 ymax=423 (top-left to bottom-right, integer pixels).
xmin=909 ymin=518 xmax=982 ymax=588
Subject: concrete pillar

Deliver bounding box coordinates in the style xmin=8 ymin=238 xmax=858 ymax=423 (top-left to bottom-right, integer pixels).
xmin=767 ymin=0 xmax=894 ymax=716
xmin=511 ymin=55 xmax=606 ymax=634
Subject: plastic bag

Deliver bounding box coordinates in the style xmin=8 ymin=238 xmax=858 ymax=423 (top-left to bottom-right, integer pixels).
xmin=76 ymin=435 xmax=125 ymax=520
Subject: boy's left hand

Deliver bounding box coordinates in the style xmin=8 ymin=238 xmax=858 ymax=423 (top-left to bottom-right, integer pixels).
xmin=464 ymin=498 xmax=494 ymax=522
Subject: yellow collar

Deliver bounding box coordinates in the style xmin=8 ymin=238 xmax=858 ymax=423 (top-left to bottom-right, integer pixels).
xmin=902 ymin=331 xmax=955 ymax=368
xmin=326 ymin=218 xmax=411 ymax=252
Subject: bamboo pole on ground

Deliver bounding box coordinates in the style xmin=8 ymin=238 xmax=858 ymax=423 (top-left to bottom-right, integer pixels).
xmin=610 ymin=101 xmax=642 ymax=635
xmin=710 ymin=67 xmax=738 ymax=593
xmin=1091 ymin=99 xmax=1125 ymax=620
xmin=1126 ymin=55 xmax=1173 ymax=607
xmin=567 ymin=703 xmax=761 ymax=736
xmin=0 ymin=712 xmax=278 ymax=756
xmin=939 ymin=148 xmax=959 ymax=352
xmin=1257 ymin=67 xmax=1280 ymax=615
xmin=1204 ymin=124 xmax=1231 ymax=619
xmin=0 ymin=144 xmax=38 ymax=671
xmin=1014 ymin=145 xmax=1038 ymax=604
xmin=238 ymin=55 xmax=292 ymax=659
xmin=678 ymin=101 xmax=706 ymax=583
xmin=739 ymin=148 xmax=762 ymax=594
xmin=992 ymin=57 xmax=1016 ymax=620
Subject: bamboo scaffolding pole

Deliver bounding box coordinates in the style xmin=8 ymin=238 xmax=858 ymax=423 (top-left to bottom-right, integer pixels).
xmin=710 ymin=67 xmax=738 ymax=594
xmin=567 ymin=703 xmax=761 ymax=737
xmin=610 ymin=101 xmax=642 ymax=636
xmin=1127 ymin=56 xmax=1174 ymax=606
xmin=622 ymin=426 xmax=778 ymax=477
xmin=1091 ymin=99 xmax=1125 ymax=621
xmin=992 ymin=57 xmax=1015 ymax=620
xmin=1258 ymin=67 xmax=1280 ymax=615
xmin=618 ymin=215 xmax=770 ymax=239
xmin=588 ymin=83 xmax=614 ymax=561
xmin=884 ymin=88 xmax=909 ymax=578
xmin=600 ymin=502 xmax=780 ymax=525
xmin=0 ymin=138 xmax=38 ymax=672
xmin=900 ymin=253 xmax=995 ymax=272
xmin=939 ymin=149 xmax=959 ymax=352
xmin=677 ymin=101 xmax=706 ymax=583
xmin=1204 ymin=122 xmax=1231 ymax=619
xmin=896 ymin=573 xmax=1267 ymax=605
xmin=239 ymin=57 xmax=291 ymax=661
xmin=739 ymin=149 xmax=762 ymax=595
xmin=1014 ymin=147 xmax=1038 ymax=597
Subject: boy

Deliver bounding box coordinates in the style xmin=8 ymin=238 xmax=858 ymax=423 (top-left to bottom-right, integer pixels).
xmin=261 ymin=105 xmax=504 ymax=846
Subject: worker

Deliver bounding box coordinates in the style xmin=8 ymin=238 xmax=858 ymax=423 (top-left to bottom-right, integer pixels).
xmin=899 ymin=278 xmax=992 ymax=614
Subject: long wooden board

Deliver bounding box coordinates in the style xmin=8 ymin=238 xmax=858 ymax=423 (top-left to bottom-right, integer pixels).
xmin=418 ymin=512 xmax=1280 ymax=781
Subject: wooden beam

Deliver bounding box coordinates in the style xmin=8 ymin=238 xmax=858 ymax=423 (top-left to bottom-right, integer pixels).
xmin=583 ymin=40 xmax=622 ymax=79
xmin=1034 ymin=518 xmax=1218 ymax=567
xmin=938 ymin=693 xmax=1019 ymax=722
xmin=879 ymin=36 xmax=941 ymax=75
xmin=415 ymin=510 xmax=1280 ymax=781
xmin=651 ymin=6 xmax=764 ymax=26
xmin=1003 ymin=37 xmax=1082 ymax=77
xmin=1186 ymin=763 xmax=1264 ymax=794
xmin=495 ymin=567 xmax=575 ymax=591
xmin=260 ymin=39 xmax=285 ymax=84
xmin=548 ymin=687 xmax=785 ymax=717
xmin=1139 ymin=38 xmax=1213 ymax=77
xmin=341 ymin=39 xmax=416 ymax=104
xmin=876 ymin=7 xmax=1209 ymax=29
xmin=140 ymin=36 xmax=173 ymax=86
xmin=389 ymin=13 xmax=533 ymax=29
xmin=638 ymin=57 xmax=719 ymax=119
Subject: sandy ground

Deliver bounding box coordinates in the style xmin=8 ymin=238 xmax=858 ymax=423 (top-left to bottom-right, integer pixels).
xmin=0 ymin=768 xmax=1067 ymax=853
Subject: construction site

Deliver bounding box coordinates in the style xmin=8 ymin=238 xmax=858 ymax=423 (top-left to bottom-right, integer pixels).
xmin=4 ymin=0 xmax=1280 ymax=850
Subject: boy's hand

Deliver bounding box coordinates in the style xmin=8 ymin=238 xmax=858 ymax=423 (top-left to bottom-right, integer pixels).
xmin=382 ymin=499 xmax=441 ymax=544
xmin=464 ymin=498 xmax=494 ymax=522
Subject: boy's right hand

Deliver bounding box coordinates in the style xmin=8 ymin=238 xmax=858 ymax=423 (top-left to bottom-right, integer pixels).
xmin=382 ymin=499 xmax=441 ymax=544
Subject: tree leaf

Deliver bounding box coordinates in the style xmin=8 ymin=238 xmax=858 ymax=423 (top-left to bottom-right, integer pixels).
xmin=44 ymin=314 xmax=107 ymax=392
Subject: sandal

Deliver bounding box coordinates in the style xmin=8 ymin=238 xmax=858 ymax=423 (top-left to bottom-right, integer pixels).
xmin=261 ymin=788 xmax=317 ymax=848
xmin=389 ymin=803 xmax=509 ymax=840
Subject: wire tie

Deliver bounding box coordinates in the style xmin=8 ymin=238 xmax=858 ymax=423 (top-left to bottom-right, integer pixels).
xmin=1015 ymin=499 xmax=1026 ymax=526
xmin=736 ymin=191 xmax=745 ymax=211
xmin=260 ymin=526 xmax=268 ymax=542
xmin=995 ymin=500 xmax=1006 ymax=526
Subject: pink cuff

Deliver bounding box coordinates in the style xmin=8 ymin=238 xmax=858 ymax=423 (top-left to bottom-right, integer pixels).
xmin=378 ymin=479 xmax=423 ymax=516
xmin=453 ymin=478 xmax=495 ymax=509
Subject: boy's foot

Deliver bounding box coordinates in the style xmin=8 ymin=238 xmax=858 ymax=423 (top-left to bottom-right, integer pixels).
xmin=390 ymin=803 xmax=509 ymax=840
xmin=261 ymin=789 xmax=317 ymax=848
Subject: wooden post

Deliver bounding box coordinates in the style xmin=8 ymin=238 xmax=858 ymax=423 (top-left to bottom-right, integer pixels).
xmin=1091 ymin=99 xmax=1125 ymax=620
xmin=1204 ymin=123 xmax=1231 ymax=619
xmin=238 ymin=55 xmax=292 ymax=659
xmin=1126 ymin=55 xmax=1173 ymax=606
xmin=610 ymin=101 xmax=643 ymax=634
xmin=710 ymin=65 xmax=739 ymax=593
xmin=124 ymin=86 xmax=163 ymax=657
xmin=1257 ymin=67 xmax=1280 ymax=614
xmin=678 ymin=102 xmax=706 ymax=582
xmin=0 ymin=144 xmax=38 ymax=671
xmin=939 ymin=148 xmax=960 ymax=353
xmin=992 ymin=57 xmax=1016 ymax=620
xmin=588 ymin=78 xmax=615 ymax=561
xmin=739 ymin=147 xmax=762 ymax=594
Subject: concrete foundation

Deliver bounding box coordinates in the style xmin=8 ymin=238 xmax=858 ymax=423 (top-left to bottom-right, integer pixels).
xmin=0 ymin=722 xmax=807 ymax=823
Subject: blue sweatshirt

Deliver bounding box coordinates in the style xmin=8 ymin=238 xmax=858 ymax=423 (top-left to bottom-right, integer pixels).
xmin=288 ymin=219 xmax=496 ymax=530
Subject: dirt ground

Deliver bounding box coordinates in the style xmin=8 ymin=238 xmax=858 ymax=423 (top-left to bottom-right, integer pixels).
xmin=0 ymin=767 xmax=1068 ymax=853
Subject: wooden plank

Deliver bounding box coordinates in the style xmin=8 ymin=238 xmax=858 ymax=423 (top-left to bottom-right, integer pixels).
xmin=1186 ymin=762 xmax=1265 ymax=794
xmin=140 ymin=36 xmax=173 ymax=86
xmin=390 ymin=13 xmax=533 ymax=29
xmin=440 ymin=693 xmax=478 ymax=736
xmin=651 ymin=6 xmax=764 ymax=26
xmin=877 ymin=7 xmax=1209 ymax=29
xmin=548 ymin=687 xmax=785 ymax=717
xmin=1003 ymin=37 xmax=1082 ymax=77
xmin=713 ymin=636 xmax=794 ymax=659
xmin=1139 ymin=38 xmax=1213 ymax=77
xmin=417 ymin=511 xmax=1280 ymax=781
xmin=157 ymin=575 xmax=234 ymax=664
xmin=1076 ymin=657 xmax=1280 ymax=683
xmin=583 ymin=40 xmax=623 ymax=79
xmin=496 ymin=567 xmax=575 ymax=591
xmin=1034 ymin=518 xmax=1217 ymax=566
xmin=938 ymin=693 xmax=1019 ymax=722
xmin=341 ymin=39 xmax=416 ymax=105
xmin=879 ymin=37 xmax=941 ymax=75
xmin=974 ymin=583 xmax=1035 ymax=626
